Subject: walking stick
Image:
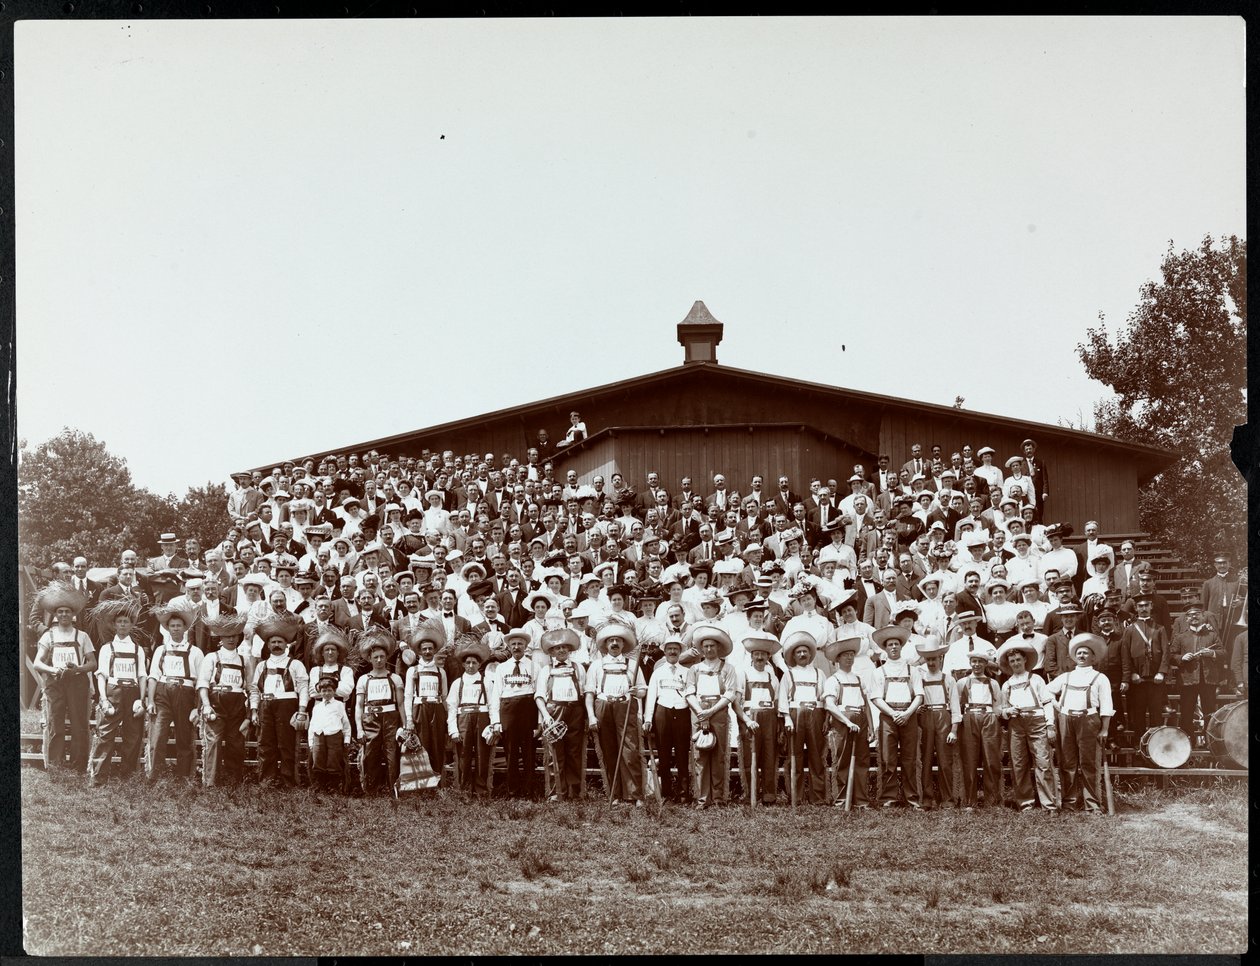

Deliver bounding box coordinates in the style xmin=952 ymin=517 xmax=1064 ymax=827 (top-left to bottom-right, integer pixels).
xmin=845 ymin=729 xmax=858 ymax=811
xmin=607 ymin=662 xmax=641 ymax=804
xmin=750 ymin=729 xmax=757 ymax=813
xmin=789 ymin=723 xmax=798 ymax=811
xmin=1103 ymin=738 xmax=1115 ymax=815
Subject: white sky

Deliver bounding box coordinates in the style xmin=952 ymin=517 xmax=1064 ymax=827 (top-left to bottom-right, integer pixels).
xmin=15 ymin=16 xmax=1246 ymax=496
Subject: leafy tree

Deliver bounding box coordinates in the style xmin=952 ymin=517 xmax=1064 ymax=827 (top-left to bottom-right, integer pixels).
xmin=178 ymin=483 xmax=231 ymax=549
xmin=1078 ymin=234 xmax=1246 ymax=571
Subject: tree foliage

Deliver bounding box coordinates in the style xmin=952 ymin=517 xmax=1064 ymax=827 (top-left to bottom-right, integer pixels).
xmin=18 ymin=428 xmax=230 ymax=571
xmin=1078 ymin=235 xmax=1246 ymax=570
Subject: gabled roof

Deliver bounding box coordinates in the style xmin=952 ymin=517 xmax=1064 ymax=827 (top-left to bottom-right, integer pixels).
xmin=260 ymin=360 xmax=1177 ymax=472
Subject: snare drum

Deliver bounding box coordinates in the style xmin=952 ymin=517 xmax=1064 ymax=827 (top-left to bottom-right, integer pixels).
xmin=1139 ymin=726 xmax=1191 ymax=769
xmin=1206 ymin=700 xmax=1248 ymax=769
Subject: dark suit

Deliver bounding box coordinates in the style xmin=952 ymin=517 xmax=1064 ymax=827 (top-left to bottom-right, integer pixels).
xmin=1022 ymin=456 xmax=1049 ymax=519
xmin=333 ymin=600 xmax=389 ymax=632
xmin=769 ymin=489 xmax=802 ymax=518
xmin=496 ymin=588 xmax=531 ymax=629
xmin=188 ymin=602 xmax=237 ymax=654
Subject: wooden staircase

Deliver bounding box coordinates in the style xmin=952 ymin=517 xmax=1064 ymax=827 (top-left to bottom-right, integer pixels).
xmin=1062 ymin=530 xmax=1203 ymax=612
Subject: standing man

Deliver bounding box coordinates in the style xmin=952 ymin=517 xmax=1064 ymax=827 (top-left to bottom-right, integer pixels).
xmin=586 ymin=623 xmax=647 ymax=806
xmin=1120 ymin=592 xmax=1169 ymax=736
xmin=1200 ymin=553 xmax=1244 ymax=683
xmin=870 ymin=625 xmax=924 ymax=808
xmin=145 ymin=606 xmax=203 ymax=782
xmin=33 ymin=585 xmax=95 ymax=772
xmin=1046 ymin=633 xmax=1113 ymax=814
xmin=1020 ymin=438 xmax=1049 ymax=524
xmin=489 ymin=629 xmax=539 ymax=798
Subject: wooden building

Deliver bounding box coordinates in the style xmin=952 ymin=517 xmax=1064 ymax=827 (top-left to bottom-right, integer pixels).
xmin=272 ymin=302 xmax=1176 ymax=530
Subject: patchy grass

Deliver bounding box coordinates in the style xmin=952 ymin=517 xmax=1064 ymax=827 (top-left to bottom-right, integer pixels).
xmin=20 ymin=768 xmax=1247 ymax=955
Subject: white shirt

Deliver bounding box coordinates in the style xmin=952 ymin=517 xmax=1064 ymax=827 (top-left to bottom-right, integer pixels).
xmin=308 ymin=697 xmax=351 ymax=739
xmin=645 ymin=659 xmax=689 ymax=715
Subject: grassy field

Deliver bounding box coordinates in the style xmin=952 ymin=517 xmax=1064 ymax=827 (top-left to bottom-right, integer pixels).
xmin=20 ymin=766 xmax=1247 ymax=956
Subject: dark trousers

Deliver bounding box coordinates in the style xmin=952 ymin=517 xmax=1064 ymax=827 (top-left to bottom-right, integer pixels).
xmin=596 ymin=697 xmax=643 ymax=801
xmin=960 ymin=709 xmax=1002 ymax=807
xmin=44 ymin=674 xmax=91 ymax=772
xmin=789 ymin=707 xmax=827 ymax=804
xmin=831 ymin=711 xmax=870 ymax=806
xmin=258 ymin=696 xmax=299 ymax=786
xmin=1179 ymin=681 xmax=1217 ymax=735
xmin=1058 ymin=711 xmax=1102 ymax=812
xmin=499 ymin=696 xmax=538 ymax=797
xmin=89 ymin=681 xmax=143 ymax=784
xmin=149 ymin=682 xmax=197 ymax=781
xmin=310 ymin=733 xmax=347 ymax=791
xmin=878 ymin=710 xmax=921 ymax=805
xmin=360 ymin=708 xmax=401 ymax=795
xmin=454 ymin=709 xmax=491 ymax=796
xmin=739 ymin=707 xmax=780 ymax=805
xmin=1128 ymin=680 xmax=1166 ymax=733
xmin=412 ymin=700 xmax=447 ymax=788
xmin=653 ymin=705 xmax=692 ymax=801
xmin=918 ymin=706 xmax=957 ymax=808
xmin=695 ymin=704 xmax=731 ymax=803
xmin=546 ymin=701 xmax=586 ymax=798
xmin=202 ymin=690 xmax=248 ymax=787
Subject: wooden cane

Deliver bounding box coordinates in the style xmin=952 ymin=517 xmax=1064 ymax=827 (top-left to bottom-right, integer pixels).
xmin=845 ymin=727 xmax=858 ymax=811
xmin=1103 ymin=738 xmax=1115 ymax=815
xmin=789 ymin=718 xmax=798 ymax=811
xmin=607 ymin=661 xmax=641 ymax=803
xmin=749 ymin=726 xmax=758 ymax=813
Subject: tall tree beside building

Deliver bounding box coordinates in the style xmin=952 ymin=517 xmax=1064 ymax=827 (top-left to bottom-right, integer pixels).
xmin=1077 ymin=234 xmax=1246 ymax=570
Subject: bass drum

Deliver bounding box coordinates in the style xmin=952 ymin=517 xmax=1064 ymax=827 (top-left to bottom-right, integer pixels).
xmin=1206 ymin=700 xmax=1248 ymax=769
xmin=1139 ymin=726 xmax=1191 ymax=769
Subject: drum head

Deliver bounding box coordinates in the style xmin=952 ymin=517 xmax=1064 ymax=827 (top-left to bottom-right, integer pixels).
xmin=1142 ymin=726 xmax=1191 ymax=769
xmin=1222 ymin=700 xmax=1249 ymax=769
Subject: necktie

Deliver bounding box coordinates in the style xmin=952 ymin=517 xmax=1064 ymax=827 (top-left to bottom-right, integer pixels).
xmin=968 ymin=635 xmax=975 ymax=652
xmin=514 ymin=659 xmax=521 ymax=676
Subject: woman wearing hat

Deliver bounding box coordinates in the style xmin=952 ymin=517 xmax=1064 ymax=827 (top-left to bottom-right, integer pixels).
xmin=777 ymin=629 xmax=829 ymax=805
xmin=585 ymin=623 xmax=647 ymax=806
xmin=522 ymin=589 xmax=558 ymax=652
xmin=954 ymin=639 xmax=1004 ymax=808
xmin=32 ymin=585 xmax=95 ymax=772
xmin=1045 ymin=633 xmax=1114 ymax=813
xmin=997 ymin=638 xmax=1057 ymax=811
xmin=684 ymin=622 xmax=740 ymax=808
xmin=983 ymin=579 xmax=1021 ymax=645
xmin=735 ymin=631 xmax=782 ymax=806
xmin=87 ymin=600 xmax=147 ymax=785
xmin=194 ymin=614 xmax=254 ymax=786
xmin=1081 ymin=545 xmax=1116 ymax=601
xmin=145 ymin=605 xmax=204 ymax=782
xmin=870 ymin=624 xmax=924 ymax=808
xmin=534 ymin=628 xmax=588 ymax=800
xmin=402 ymin=620 xmax=450 ymax=788
xmin=249 ymin=615 xmax=309 ymax=788
xmin=822 ymin=632 xmax=873 ymax=809
xmin=644 ymin=635 xmax=693 ymax=803
xmin=776 ymin=581 xmax=832 ymax=676
xmin=915 ymin=574 xmax=950 ymax=641
xmin=446 ymin=633 xmax=493 ymax=797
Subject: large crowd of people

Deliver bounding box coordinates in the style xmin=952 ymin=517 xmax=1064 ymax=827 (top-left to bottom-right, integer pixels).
xmin=26 ymin=428 xmax=1249 ymax=814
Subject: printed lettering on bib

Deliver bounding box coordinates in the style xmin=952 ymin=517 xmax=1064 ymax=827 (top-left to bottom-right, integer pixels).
xmin=163 ymin=653 xmax=188 ymax=678
xmin=551 ymin=671 xmax=578 ymax=702
xmin=603 ymin=666 xmax=629 ymax=697
xmin=366 ymin=677 xmax=393 ymax=702
xmin=218 ymin=666 xmax=243 ymax=690
xmin=51 ymin=644 xmax=78 ymax=669
xmin=112 ymin=657 xmax=137 ymax=680
xmin=267 ymin=669 xmax=290 ymax=696
xmin=416 ymin=672 xmax=439 ymax=699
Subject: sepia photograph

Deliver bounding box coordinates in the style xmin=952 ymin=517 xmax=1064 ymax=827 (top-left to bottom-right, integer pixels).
xmin=12 ymin=13 xmax=1247 ymax=957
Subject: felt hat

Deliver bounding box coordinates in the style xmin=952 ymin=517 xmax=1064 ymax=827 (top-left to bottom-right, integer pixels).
xmin=781 ymin=629 xmax=818 ymax=664
xmin=504 ymin=628 xmax=532 ymax=648
xmin=687 ymin=621 xmax=733 ymax=657
xmin=996 ymin=639 xmax=1038 ymax=675
xmin=742 ymin=631 xmax=782 ymax=657
xmin=967 ymin=642 xmax=999 ymax=664
xmin=914 ymin=634 xmax=950 ymax=661
xmin=314 ymin=624 xmax=350 ymax=660
xmin=1044 ymin=523 xmax=1074 ymax=540
xmin=453 ymin=633 xmax=491 ymax=666
xmin=823 ymin=630 xmax=863 ymax=663
xmin=872 ymin=624 xmax=910 ymax=652
xmin=1067 ymin=632 xmax=1107 ymax=666
xmin=724 ymin=583 xmax=756 ymax=602
xmin=595 ymin=622 xmax=636 ymax=654
xmin=35 ymin=582 xmax=88 ymax=616
xmin=539 ymin=627 xmax=580 ymax=655
xmin=257 ymin=614 xmax=303 ymax=644
xmin=465 ymin=578 xmax=496 ymax=600
xmin=819 ymin=516 xmax=844 ymax=534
